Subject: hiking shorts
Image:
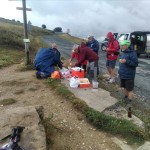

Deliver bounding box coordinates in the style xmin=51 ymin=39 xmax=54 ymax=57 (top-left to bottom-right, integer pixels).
xmin=106 ymin=60 xmax=116 ymax=69
xmin=120 ymin=79 xmax=134 ymax=91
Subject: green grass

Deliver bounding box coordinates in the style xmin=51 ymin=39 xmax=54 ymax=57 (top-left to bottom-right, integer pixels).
xmin=85 ymin=107 xmax=147 ymax=144
xmin=0 ymin=47 xmax=24 ymax=68
xmin=17 ymin=62 xmax=35 ymax=71
xmin=58 ymin=33 xmax=85 ymax=44
xmin=0 ymin=98 xmax=17 ymax=105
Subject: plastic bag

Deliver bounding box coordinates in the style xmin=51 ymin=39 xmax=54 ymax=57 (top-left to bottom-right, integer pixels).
xmin=69 ymin=76 xmax=80 ymax=88
xmin=60 ymin=67 xmax=71 ymax=78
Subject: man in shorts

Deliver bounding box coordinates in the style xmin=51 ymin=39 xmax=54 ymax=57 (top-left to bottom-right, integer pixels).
xmin=106 ymin=32 xmax=119 ymax=83
xmin=119 ymin=40 xmax=138 ymax=102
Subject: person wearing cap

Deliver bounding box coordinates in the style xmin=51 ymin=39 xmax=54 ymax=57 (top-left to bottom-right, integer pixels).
xmin=119 ymin=40 xmax=138 ymax=102
xmin=106 ymin=32 xmax=120 ymax=83
xmin=86 ymin=35 xmax=100 ymax=75
xmin=70 ymin=42 xmax=99 ymax=82
xmin=69 ymin=44 xmax=88 ymax=72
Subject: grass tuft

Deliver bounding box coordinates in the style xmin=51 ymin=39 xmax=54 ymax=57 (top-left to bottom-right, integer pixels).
xmin=17 ymin=62 xmax=35 ymax=71
xmin=14 ymin=90 xmax=24 ymax=95
xmin=0 ymin=98 xmax=17 ymax=105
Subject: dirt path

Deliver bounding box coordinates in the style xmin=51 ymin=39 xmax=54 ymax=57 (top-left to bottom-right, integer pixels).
xmin=0 ymin=65 xmax=121 ymax=150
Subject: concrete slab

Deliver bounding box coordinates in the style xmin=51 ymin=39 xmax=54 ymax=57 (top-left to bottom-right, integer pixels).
xmin=62 ymin=79 xmax=118 ymax=112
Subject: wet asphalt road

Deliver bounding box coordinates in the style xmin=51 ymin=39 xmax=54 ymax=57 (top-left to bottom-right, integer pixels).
xmin=43 ymin=35 xmax=150 ymax=109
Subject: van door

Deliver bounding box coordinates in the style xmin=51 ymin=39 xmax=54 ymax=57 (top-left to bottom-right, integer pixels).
xmin=130 ymin=32 xmax=146 ymax=55
xmin=134 ymin=34 xmax=146 ymax=54
xmin=146 ymin=34 xmax=150 ymax=55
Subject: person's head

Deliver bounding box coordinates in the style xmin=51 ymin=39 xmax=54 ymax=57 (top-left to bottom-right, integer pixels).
xmin=51 ymin=43 xmax=57 ymax=49
xmin=120 ymin=40 xmax=130 ymax=51
xmin=72 ymin=44 xmax=79 ymax=53
xmin=107 ymin=32 xmax=114 ymax=41
xmin=87 ymin=35 xmax=94 ymax=42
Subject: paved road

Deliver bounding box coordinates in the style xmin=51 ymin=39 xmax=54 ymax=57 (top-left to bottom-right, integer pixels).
xmin=43 ymin=35 xmax=150 ymax=109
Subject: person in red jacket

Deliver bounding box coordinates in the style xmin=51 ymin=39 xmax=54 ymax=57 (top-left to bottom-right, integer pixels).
xmin=69 ymin=45 xmax=88 ymax=72
xmin=70 ymin=42 xmax=99 ymax=82
xmin=106 ymin=32 xmax=119 ymax=83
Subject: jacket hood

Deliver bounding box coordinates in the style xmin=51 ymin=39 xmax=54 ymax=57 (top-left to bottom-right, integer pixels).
xmin=107 ymin=32 xmax=114 ymax=41
xmin=80 ymin=42 xmax=86 ymax=48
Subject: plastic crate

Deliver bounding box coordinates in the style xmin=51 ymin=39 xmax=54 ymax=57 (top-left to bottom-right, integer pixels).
xmin=79 ymin=78 xmax=91 ymax=88
xmin=71 ymin=67 xmax=84 ymax=78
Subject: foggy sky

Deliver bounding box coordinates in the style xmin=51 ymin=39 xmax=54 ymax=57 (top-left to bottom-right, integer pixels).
xmin=1 ymin=0 xmax=150 ymax=40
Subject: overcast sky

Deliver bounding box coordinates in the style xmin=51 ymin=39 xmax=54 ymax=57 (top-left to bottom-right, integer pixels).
xmin=1 ymin=0 xmax=150 ymax=40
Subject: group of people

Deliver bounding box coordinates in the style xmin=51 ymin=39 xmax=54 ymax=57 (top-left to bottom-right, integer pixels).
xmin=34 ymin=32 xmax=138 ymax=102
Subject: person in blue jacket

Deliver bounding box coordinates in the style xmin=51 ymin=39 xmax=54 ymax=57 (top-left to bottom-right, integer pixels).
xmin=119 ymin=40 xmax=138 ymax=102
xmin=34 ymin=43 xmax=63 ymax=79
xmin=86 ymin=35 xmax=100 ymax=74
xmin=86 ymin=35 xmax=99 ymax=54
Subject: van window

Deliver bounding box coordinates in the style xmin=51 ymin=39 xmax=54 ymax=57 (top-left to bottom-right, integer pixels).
xmin=118 ymin=33 xmax=129 ymax=41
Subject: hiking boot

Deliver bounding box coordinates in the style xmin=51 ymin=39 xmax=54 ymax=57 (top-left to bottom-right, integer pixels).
xmin=40 ymin=72 xmax=45 ymax=78
xmin=36 ymin=71 xmax=45 ymax=79
xmin=108 ymin=78 xmax=115 ymax=83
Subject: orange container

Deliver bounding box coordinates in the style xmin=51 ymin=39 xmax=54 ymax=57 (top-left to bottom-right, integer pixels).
xmin=79 ymin=78 xmax=91 ymax=88
xmin=71 ymin=67 xmax=84 ymax=78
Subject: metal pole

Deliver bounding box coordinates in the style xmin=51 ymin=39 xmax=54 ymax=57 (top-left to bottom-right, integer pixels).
xmin=22 ymin=0 xmax=30 ymax=65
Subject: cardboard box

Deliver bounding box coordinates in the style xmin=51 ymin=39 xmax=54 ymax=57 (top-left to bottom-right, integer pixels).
xmin=71 ymin=67 xmax=84 ymax=78
xmin=79 ymin=78 xmax=91 ymax=88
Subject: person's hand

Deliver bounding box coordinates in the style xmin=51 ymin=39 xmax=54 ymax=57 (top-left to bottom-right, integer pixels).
xmin=68 ymin=58 xmax=71 ymax=63
xmin=106 ymin=48 xmax=109 ymax=51
xmin=70 ymin=63 xmax=75 ymax=67
xmin=62 ymin=63 xmax=67 ymax=67
xmin=119 ymin=59 xmax=126 ymax=63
